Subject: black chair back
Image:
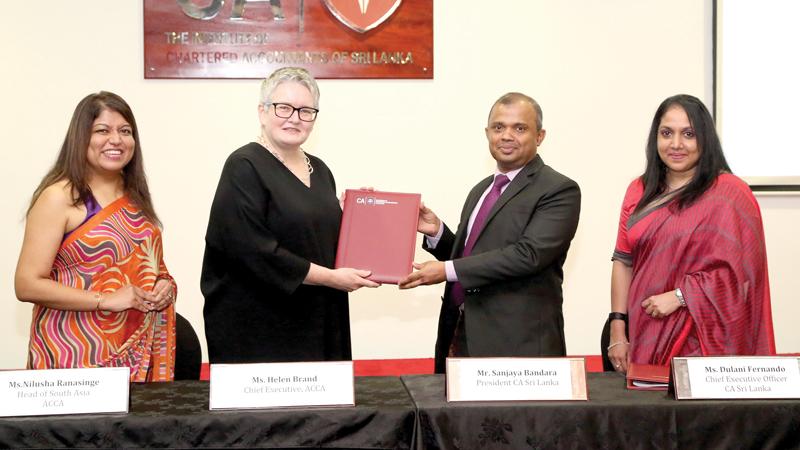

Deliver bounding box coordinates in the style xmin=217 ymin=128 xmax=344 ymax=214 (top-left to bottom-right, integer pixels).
xmin=175 ymin=312 xmax=202 ymax=380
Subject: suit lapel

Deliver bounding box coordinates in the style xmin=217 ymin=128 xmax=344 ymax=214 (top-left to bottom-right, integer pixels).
xmin=452 ymin=175 xmax=493 ymax=257
xmin=477 ymin=156 xmax=544 ymax=240
xmin=451 ymin=155 xmax=545 ymax=257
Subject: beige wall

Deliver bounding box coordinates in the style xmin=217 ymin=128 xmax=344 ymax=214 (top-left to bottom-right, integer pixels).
xmin=1 ymin=0 xmax=796 ymax=369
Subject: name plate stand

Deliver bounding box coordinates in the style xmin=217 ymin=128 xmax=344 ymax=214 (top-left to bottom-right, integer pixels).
xmin=672 ymin=356 xmax=800 ymax=400
xmin=446 ymin=357 xmax=587 ymax=402
xmin=0 ymin=367 xmax=130 ymax=417
xmin=209 ymin=361 xmax=355 ymax=410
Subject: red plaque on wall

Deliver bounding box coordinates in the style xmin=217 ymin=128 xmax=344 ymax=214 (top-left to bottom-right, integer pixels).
xmin=143 ymin=0 xmax=433 ymax=79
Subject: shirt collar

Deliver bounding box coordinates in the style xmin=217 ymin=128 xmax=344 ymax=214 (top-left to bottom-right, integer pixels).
xmin=495 ymin=166 xmax=524 ymax=183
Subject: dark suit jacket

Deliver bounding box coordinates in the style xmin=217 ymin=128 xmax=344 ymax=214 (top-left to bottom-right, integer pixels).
xmin=424 ymin=155 xmax=581 ymax=373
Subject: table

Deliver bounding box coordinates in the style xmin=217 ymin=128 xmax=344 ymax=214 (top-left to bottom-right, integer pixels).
xmin=401 ymin=372 xmax=800 ymax=449
xmin=0 ymin=377 xmax=416 ymax=449
xmin=4 ymin=373 xmax=799 ymax=449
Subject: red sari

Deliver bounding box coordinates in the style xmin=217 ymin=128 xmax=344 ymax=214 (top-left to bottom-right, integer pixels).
xmin=613 ymin=174 xmax=775 ymax=365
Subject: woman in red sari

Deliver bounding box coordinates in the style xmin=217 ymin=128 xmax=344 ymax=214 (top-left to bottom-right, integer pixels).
xmin=607 ymin=94 xmax=775 ymax=373
xmin=15 ymin=91 xmax=176 ymax=381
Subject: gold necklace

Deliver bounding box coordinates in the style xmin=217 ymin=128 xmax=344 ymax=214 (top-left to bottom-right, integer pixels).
xmin=256 ymin=135 xmax=314 ymax=179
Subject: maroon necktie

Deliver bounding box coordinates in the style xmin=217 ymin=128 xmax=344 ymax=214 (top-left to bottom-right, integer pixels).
xmin=451 ymin=174 xmax=510 ymax=306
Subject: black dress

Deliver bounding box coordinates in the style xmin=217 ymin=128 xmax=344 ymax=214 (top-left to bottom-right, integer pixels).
xmin=201 ymin=142 xmax=350 ymax=363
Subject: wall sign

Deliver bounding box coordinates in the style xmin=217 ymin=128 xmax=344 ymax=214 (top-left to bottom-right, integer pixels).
xmin=144 ymin=0 xmax=433 ymax=79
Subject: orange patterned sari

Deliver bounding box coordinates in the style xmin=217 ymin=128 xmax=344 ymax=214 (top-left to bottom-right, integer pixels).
xmin=27 ymin=196 xmax=176 ymax=382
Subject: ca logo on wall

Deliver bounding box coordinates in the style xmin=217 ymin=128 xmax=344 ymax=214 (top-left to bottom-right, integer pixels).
xmin=144 ymin=0 xmax=432 ymax=79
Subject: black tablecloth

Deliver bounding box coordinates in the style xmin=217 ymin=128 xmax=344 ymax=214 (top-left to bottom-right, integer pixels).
xmin=3 ymin=373 xmax=799 ymax=449
xmin=401 ymin=372 xmax=800 ymax=450
xmin=0 ymin=377 xmax=416 ymax=449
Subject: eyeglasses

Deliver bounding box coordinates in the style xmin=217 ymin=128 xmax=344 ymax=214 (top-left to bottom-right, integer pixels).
xmin=266 ymin=102 xmax=319 ymax=122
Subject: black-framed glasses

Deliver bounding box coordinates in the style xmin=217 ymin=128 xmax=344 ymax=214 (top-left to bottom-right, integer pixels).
xmin=266 ymin=102 xmax=319 ymax=122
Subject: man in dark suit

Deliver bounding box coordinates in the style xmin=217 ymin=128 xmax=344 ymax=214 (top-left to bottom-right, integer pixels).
xmin=399 ymin=92 xmax=581 ymax=373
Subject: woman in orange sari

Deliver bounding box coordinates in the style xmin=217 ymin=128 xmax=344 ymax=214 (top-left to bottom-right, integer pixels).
xmin=608 ymin=94 xmax=775 ymax=373
xmin=15 ymin=91 xmax=176 ymax=382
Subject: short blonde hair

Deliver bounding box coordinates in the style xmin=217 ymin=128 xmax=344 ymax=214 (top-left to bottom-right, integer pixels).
xmin=259 ymin=67 xmax=320 ymax=108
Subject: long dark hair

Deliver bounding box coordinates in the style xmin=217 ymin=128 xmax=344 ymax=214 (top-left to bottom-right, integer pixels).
xmin=635 ymin=94 xmax=731 ymax=213
xmin=28 ymin=91 xmax=160 ymax=225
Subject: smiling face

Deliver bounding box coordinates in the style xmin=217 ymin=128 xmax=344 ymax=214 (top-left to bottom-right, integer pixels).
xmin=259 ymin=81 xmax=316 ymax=151
xmin=86 ymin=108 xmax=135 ymax=178
xmin=485 ymin=100 xmax=545 ymax=173
xmin=657 ymin=105 xmax=701 ymax=181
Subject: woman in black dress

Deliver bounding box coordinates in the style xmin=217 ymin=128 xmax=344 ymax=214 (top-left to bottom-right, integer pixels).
xmin=202 ymin=67 xmax=379 ymax=363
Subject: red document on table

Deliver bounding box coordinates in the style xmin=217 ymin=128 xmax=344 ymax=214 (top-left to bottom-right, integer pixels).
xmin=626 ymin=363 xmax=670 ymax=391
xmin=335 ymin=190 xmax=421 ymax=284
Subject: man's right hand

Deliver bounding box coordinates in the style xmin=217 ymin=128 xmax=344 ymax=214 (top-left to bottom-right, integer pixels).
xmin=398 ymin=261 xmax=446 ymax=289
xmin=417 ymin=202 xmax=441 ymax=237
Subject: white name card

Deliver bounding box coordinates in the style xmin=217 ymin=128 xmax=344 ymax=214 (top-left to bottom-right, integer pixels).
xmin=209 ymin=361 xmax=355 ymax=410
xmin=672 ymin=356 xmax=800 ymax=400
xmin=0 ymin=367 xmax=130 ymax=417
xmin=446 ymin=357 xmax=587 ymax=402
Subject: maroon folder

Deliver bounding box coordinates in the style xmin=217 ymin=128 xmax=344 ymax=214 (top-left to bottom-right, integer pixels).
xmin=335 ymin=189 xmax=421 ymax=284
xmin=626 ymin=363 xmax=670 ymax=391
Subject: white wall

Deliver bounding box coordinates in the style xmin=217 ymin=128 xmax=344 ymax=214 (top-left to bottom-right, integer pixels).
xmin=1 ymin=0 xmax=797 ymax=369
